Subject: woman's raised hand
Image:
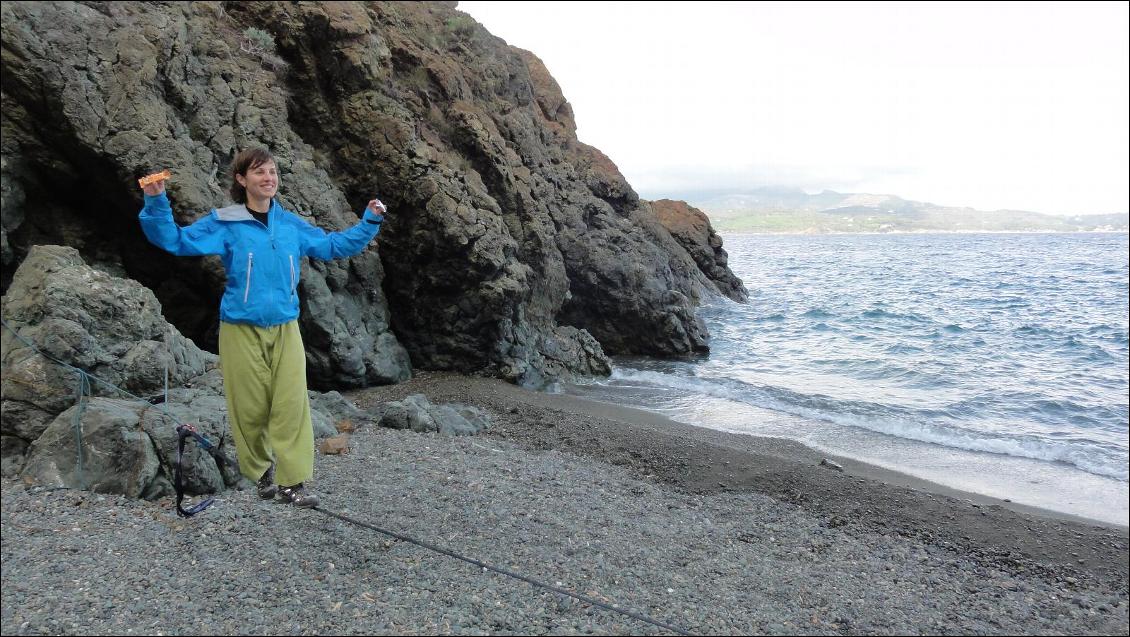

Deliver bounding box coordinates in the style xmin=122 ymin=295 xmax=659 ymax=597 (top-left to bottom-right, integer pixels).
xmin=139 ymin=170 xmax=170 ymax=196
xmin=142 ymin=180 xmax=167 ymax=196
xmin=367 ymin=198 xmax=388 ymax=215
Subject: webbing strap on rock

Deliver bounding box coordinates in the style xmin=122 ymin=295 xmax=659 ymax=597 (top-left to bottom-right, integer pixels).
xmin=70 ymin=369 xmax=91 ymax=490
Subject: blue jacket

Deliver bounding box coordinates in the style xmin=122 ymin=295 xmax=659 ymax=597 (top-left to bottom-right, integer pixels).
xmin=139 ymin=192 xmax=384 ymax=327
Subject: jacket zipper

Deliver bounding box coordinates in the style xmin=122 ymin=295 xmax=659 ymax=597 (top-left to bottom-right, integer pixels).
xmin=244 ymin=252 xmax=254 ymax=303
xmin=289 ymin=254 xmax=296 ymax=299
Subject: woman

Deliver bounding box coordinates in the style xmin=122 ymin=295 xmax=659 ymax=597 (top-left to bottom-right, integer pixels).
xmin=138 ymin=148 xmax=387 ymax=508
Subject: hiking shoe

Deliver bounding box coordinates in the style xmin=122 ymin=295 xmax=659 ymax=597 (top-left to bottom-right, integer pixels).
xmin=277 ymin=483 xmax=319 ymax=508
xmin=257 ymin=466 xmax=278 ymax=500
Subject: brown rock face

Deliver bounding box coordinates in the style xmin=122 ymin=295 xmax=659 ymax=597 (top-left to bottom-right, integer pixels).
xmin=0 ymin=1 xmax=747 ymax=388
xmin=650 ymin=199 xmax=748 ymax=302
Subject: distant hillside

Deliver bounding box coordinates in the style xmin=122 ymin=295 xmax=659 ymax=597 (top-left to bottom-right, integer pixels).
xmin=693 ymin=187 xmax=1129 ymax=234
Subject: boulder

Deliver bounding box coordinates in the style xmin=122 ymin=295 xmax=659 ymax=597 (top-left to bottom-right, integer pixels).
xmin=309 ymin=389 xmax=369 ymax=429
xmin=2 ymin=245 xmax=215 ymax=422
xmin=20 ymin=399 xmax=164 ymax=499
xmin=378 ymin=394 xmax=491 ymax=436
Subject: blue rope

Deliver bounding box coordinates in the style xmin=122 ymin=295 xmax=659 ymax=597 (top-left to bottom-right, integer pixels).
xmin=71 ymin=368 xmax=91 ymax=490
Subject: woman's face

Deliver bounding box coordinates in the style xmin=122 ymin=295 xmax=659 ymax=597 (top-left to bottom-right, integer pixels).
xmin=238 ymin=160 xmax=279 ymax=202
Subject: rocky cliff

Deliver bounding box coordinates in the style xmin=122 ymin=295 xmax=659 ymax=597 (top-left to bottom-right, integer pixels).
xmin=651 ymin=199 xmax=747 ymax=303
xmin=1 ymin=1 xmax=746 ymax=390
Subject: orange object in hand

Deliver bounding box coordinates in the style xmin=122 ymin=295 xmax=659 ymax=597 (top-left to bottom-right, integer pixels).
xmin=138 ymin=170 xmax=171 ymax=188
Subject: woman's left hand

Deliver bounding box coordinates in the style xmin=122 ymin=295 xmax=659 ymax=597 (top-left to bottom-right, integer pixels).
xmin=367 ymin=199 xmax=388 ymax=215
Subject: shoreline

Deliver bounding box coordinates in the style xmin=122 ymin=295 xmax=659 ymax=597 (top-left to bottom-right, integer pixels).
xmin=354 ymin=370 xmax=1123 ymax=530
xmin=348 ymin=371 xmax=1130 ymax=592
xmin=565 ymin=376 xmax=1128 ymax=529
xmin=567 ymin=400 xmax=1126 ymax=532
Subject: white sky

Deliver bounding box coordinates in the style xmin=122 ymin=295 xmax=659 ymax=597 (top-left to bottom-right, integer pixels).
xmin=457 ymin=1 xmax=1129 ymax=215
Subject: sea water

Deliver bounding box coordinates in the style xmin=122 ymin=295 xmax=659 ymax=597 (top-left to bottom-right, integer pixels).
xmin=566 ymin=232 xmax=1130 ymax=526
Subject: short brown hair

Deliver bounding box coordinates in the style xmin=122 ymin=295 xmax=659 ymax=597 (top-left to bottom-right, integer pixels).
xmin=229 ymin=147 xmax=275 ymax=204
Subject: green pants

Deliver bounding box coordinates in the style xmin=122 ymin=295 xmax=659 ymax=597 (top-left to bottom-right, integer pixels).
xmin=219 ymin=320 xmax=313 ymax=487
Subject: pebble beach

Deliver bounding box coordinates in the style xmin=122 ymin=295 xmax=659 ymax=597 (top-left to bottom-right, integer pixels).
xmin=2 ymin=371 xmax=1127 ymax=635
